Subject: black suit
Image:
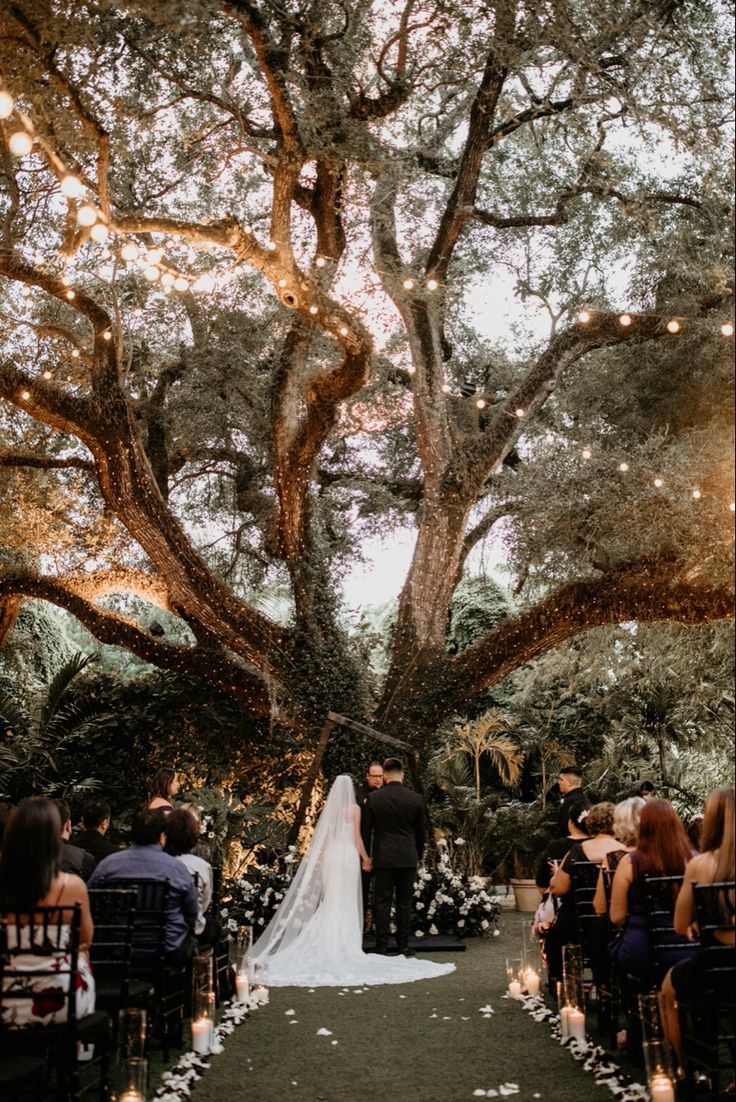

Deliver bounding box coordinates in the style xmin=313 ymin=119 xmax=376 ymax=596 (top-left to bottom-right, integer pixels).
xmin=59 ymin=839 xmax=95 ymax=882
xmin=364 ymin=781 xmax=426 ymax=952
xmin=556 ymin=788 xmax=590 ymax=836
xmin=356 ymin=784 xmax=379 ymax=921
xmin=70 ymin=828 xmax=119 ymax=869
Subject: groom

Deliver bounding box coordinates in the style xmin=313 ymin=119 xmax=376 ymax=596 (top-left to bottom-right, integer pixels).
xmin=364 ymin=756 xmax=425 ymax=957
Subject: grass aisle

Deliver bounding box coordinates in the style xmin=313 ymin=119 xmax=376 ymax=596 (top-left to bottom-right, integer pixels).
xmin=188 ymin=915 xmax=608 ymax=1102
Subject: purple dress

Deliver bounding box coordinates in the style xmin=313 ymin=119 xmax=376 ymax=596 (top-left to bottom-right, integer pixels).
xmin=610 ymin=852 xmax=695 ymax=980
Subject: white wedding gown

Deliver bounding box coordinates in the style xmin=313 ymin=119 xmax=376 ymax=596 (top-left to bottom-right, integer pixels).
xmin=251 ymin=775 xmax=455 ymax=987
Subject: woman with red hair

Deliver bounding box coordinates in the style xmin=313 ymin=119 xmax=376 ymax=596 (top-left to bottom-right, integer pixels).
xmin=609 ymin=798 xmax=694 ymax=981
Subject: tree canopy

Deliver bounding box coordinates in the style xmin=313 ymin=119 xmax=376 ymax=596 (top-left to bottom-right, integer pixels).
xmin=0 ymin=0 xmax=733 ymax=756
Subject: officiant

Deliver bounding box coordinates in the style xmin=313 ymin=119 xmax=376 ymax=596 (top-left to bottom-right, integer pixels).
xmin=357 ymin=762 xmax=384 ymax=931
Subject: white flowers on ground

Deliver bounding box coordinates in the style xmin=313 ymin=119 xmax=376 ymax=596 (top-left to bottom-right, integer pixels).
xmin=316 ymin=1027 xmax=333 ymax=1036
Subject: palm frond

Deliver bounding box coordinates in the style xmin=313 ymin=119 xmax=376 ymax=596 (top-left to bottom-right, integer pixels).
xmin=485 ymin=735 xmax=524 ymax=788
xmin=0 ymin=693 xmax=31 ymax=740
xmin=37 ymin=652 xmax=92 ymax=734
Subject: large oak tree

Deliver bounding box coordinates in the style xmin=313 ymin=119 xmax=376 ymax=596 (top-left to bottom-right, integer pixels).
xmin=0 ymin=0 xmax=733 ymax=758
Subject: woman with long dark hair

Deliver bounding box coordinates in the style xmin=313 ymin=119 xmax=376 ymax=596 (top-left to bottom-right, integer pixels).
xmin=608 ymin=798 xmax=694 ymax=980
xmin=148 ymin=766 xmax=180 ymax=812
xmin=660 ymin=787 xmax=735 ymax=1062
xmin=0 ymin=797 xmax=95 ymax=1026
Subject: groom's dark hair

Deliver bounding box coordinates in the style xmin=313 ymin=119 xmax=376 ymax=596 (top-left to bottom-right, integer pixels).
xmin=383 ymin=757 xmax=404 ymax=773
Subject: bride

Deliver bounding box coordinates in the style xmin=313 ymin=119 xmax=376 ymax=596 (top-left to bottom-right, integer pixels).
xmin=251 ymin=775 xmax=455 ymax=986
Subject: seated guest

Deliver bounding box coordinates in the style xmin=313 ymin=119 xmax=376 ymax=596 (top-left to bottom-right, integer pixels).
xmin=0 ymin=797 xmax=95 ymax=1026
xmin=71 ymin=798 xmax=119 ymax=868
xmin=593 ymin=796 xmax=645 ymax=915
xmin=660 ymin=786 xmax=735 ymax=1064
xmin=0 ymin=801 xmax=14 ymax=850
xmin=546 ymin=802 xmax=622 ymax=985
xmin=609 ymin=798 xmax=694 ymax=982
xmin=685 ymin=813 xmax=703 ymax=853
xmin=54 ymin=799 xmax=95 ymax=882
xmin=165 ymin=808 xmax=220 ymax=947
xmin=639 ymin=780 xmax=656 ymax=800
xmin=147 ymin=766 xmax=180 ymax=812
xmin=90 ymin=808 xmax=198 ymax=963
xmin=536 ymin=805 xmax=590 ymax=916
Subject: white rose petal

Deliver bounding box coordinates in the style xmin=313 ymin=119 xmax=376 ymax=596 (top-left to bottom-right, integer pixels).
xmin=316 ymin=1027 xmax=333 ymax=1036
xmin=285 ymin=1009 xmax=295 ymax=1016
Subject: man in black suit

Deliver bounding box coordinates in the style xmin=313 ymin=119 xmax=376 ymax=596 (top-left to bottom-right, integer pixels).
xmin=555 ymin=766 xmax=589 ymax=837
xmin=53 ymin=799 xmax=95 ymax=882
xmin=71 ymin=797 xmax=119 ymax=868
xmin=357 ymin=762 xmax=384 ymax=930
xmin=364 ymin=757 xmax=425 ymax=957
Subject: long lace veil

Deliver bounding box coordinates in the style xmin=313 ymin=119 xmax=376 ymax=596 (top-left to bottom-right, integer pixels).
xmin=251 ymin=774 xmax=359 ymax=962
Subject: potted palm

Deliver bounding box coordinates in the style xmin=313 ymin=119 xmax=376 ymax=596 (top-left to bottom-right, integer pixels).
xmin=486 ymin=800 xmax=556 ymax=911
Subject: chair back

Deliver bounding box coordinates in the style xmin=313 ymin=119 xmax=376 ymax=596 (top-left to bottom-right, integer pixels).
xmin=95 ymin=880 xmax=168 ymax=960
xmin=571 ymin=857 xmax=603 ymax=949
xmin=88 ymin=887 xmax=137 ymax=999
xmin=692 ymin=881 xmax=736 ymax=1006
xmin=0 ymin=905 xmax=81 ymax=1030
xmin=643 ymin=873 xmax=698 ymax=981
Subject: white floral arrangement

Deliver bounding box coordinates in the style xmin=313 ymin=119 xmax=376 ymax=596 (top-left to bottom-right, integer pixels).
xmin=153 ymin=997 xmax=255 ymax=1101
xmin=219 ymin=858 xmax=294 ymax=933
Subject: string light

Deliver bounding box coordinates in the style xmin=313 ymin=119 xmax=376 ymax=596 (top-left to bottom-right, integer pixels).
xmin=90 ymin=223 xmax=109 ymax=243
xmin=618 ymin=313 xmax=632 ymax=327
xmin=102 ymin=331 xmax=112 ymax=341
xmin=0 ymin=90 xmax=14 ymax=118
xmin=577 ymin=310 xmax=591 ymax=323
xmin=144 ymin=248 xmax=162 ymax=265
xmin=77 ymin=205 xmax=98 ymax=227
xmin=42 ymin=370 xmax=52 ymax=380
xmin=192 ymin=273 xmax=215 ymax=292
xmin=442 ymin=383 xmax=452 ymax=393
xmin=426 ymin=279 xmax=439 ymax=291
xmin=619 ymin=462 xmax=629 ymax=472
xmin=475 ymin=398 xmax=487 ymax=409
xmin=174 ymin=276 xmax=189 ymax=292
xmin=315 ymin=257 xmax=327 ymax=268
xmin=339 ymin=326 xmax=349 ymax=336
xmin=308 ymin=305 xmax=319 ymax=315
xmin=8 ymin=131 xmax=33 ymax=156
xmin=20 ymin=390 xmax=30 ymax=400
xmin=71 ymin=349 xmax=80 ymax=358
xmin=121 ymin=243 xmax=140 ymax=262
xmin=545 ymin=433 xmax=555 ymax=443
xmin=60 ymin=272 xmax=72 ymax=286
xmin=692 ymin=489 xmax=702 ymax=499
xmin=277 ymin=278 xmax=288 ymax=288
xmin=653 ymin=478 xmax=664 ymax=488
xmin=161 ymin=272 xmax=175 ymax=288
xmin=730 ymin=503 xmax=735 ymax=512
xmin=722 ymin=322 xmax=734 ymax=337
xmin=581 ymin=448 xmax=592 ymax=459
xmin=515 ymin=408 xmax=525 ymax=418
xmin=406 ymin=365 xmax=416 ymax=375
xmin=65 ymin=290 xmax=75 ymax=300
xmin=20 ymin=286 xmax=31 ymax=297
xmin=60 ymin=175 xmax=84 ymax=199
xmin=266 ymin=241 xmax=277 ymax=251
xmin=402 ymin=278 xmax=415 ymax=290
xmin=144 ymin=266 xmax=160 ymax=282
xmin=666 ymin=319 xmax=681 ymax=334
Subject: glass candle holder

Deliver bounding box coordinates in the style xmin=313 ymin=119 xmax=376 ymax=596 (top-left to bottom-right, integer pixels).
xmin=114 ymin=1057 xmax=147 ymax=1102
xmin=251 ymin=960 xmax=270 ymax=1004
xmin=561 ymin=944 xmax=585 ymax=1040
xmin=638 ymin=993 xmax=676 ymax=1100
xmin=117 ymin=1007 xmax=146 ymax=1061
xmin=231 ymin=925 xmax=253 ymax=971
xmin=505 ymin=957 xmax=523 ymax=998
xmin=191 ymin=991 xmax=215 ymax=1054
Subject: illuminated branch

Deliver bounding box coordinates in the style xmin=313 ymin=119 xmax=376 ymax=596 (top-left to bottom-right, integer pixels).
xmin=0 ymin=449 xmax=94 ymax=472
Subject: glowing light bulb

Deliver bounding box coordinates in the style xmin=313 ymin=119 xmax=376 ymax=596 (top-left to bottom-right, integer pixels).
xmin=90 ymin=223 xmax=109 ymax=242
xmin=144 ymin=266 xmax=160 ymax=282
xmin=242 ymin=224 xmax=252 ymax=235
xmin=426 ymin=279 xmax=439 ymax=291
xmin=161 ymin=272 xmax=175 ymax=288
xmin=193 ymin=273 xmax=215 ymax=292
xmin=441 ymin=383 xmax=452 ymax=393
xmin=42 ymin=370 xmax=52 ymax=380
xmin=77 ymin=205 xmax=98 ymax=226
xmin=581 ymin=448 xmax=592 ymax=459
xmin=721 ymin=322 xmax=734 ymax=337
xmin=121 ymin=243 xmax=139 ymax=262
xmin=0 ymin=90 xmax=14 ymax=119
xmin=545 ymin=433 xmax=555 ymax=443
xmin=61 ymin=271 xmax=73 ymax=286
xmin=145 ymin=248 xmax=163 ymax=265
xmin=406 ymin=365 xmax=416 ymax=375
xmin=277 ymin=278 xmax=288 ymax=288
xmin=730 ymin=502 xmax=735 ymax=512
xmin=475 ymin=398 xmax=487 ymax=409
xmin=618 ymin=313 xmax=632 ymax=327
xmin=402 ymin=278 xmax=415 ymax=290
xmin=8 ymin=131 xmax=33 ymax=156
xmin=65 ymin=290 xmax=75 ymax=300
xmin=71 ymin=349 xmax=80 ymax=358
xmin=339 ymin=326 xmax=349 ymax=336
xmin=266 ymin=241 xmax=277 ymax=251
xmin=515 ymin=408 xmax=525 ymax=418
xmin=20 ymin=389 xmax=30 ymax=400
xmin=654 ymin=478 xmax=664 ymax=488
xmin=308 ymin=305 xmax=319 ymax=315
xmin=692 ymin=489 xmax=702 ymax=499
xmin=174 ymin=276 xmax=189 ymax=292
xmin=315 ymin=257 xmax=326 ymax=268
xmin=102 ymin=331 xmax=112 ymax=341
xmin=20 ymin=286 xmax=31 ymax=297
xmin=60 ymin=175 xmax=84 ymax=199
xmin=577 ymin=310 xmax=591 ymax=323
xmin=666 ymin=319 xmax=680 ymax=333
xmin=619 ymin=462 xmax=629 ymax=472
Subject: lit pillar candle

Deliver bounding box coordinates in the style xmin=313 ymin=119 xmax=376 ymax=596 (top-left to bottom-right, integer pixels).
xmin=508 ymin=979 xmax=522 ymax=998
xmin=568 ymin=1008 xmax=586 ymax=1041
xmin=253 ymin=985 xmax=269 ymax=1005
xmin=524 ymin=970 xmax=540 ymax=996
xmin=560 ymin=1005 xmax=571 ymax=1041
xmin=191 ymin=1017 xmax=212 ymax=1053
xmin=649 ymin=1075 xmax=676 ymax=1102
xmin=119 ymin=1093 xmax=143 ymax=1102
xmin=235 ymin=973 xmax=250 ymax=1003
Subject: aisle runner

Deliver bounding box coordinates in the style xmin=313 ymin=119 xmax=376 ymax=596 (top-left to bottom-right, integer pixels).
xmin=513 ymin=993 xmax=649 ymax=1102
xmin=154 ymin=996 xmax=260 ymax=1102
